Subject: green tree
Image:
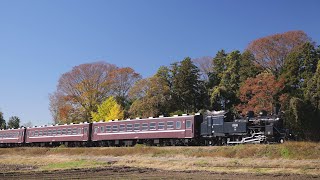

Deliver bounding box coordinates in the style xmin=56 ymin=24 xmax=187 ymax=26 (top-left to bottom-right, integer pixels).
xmin=91 ymin=96 xmax=124 ymax=121
xmin=211 ymin=51 xmax=242 ymax=111
xmin=279 ymin=44 xmax=320 ymax=140
xmin=0 ymin=112 xmax=6 ymax=129
xmin=284 ymin=97 xmax=318 ymax=140
xmin=305 ymin=60 xmax=320 ymax=110
xmin=210 ymin=50 xmax=227 ymax=87
xmin=239 ymin=50 xmax=262 ymax=83
xmin=171 ymin=57 xmax=207 ymax=113
xmin=7 ymin=116 xmax=20 ymax=129
xmin=281 ymin=42 xmax=319 ymax=97
xmin=129 ymin=76 xmax=171 ymax=117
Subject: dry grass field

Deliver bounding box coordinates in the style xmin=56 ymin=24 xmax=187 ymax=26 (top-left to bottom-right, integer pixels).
xmin=0 ymin=142 xmax=319 ymax=179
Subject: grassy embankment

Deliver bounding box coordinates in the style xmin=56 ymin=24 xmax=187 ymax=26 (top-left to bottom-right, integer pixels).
xmin=0 ymin=141 xmax=319 ymax=175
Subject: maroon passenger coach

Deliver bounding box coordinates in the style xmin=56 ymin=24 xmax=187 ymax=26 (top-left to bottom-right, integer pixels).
xmin=0 ymin=128 xmax=25 ymax=146
xmin=25 ymin=122 xmax=90 ymax=146
xmin=91 ymin=114 xmax=203 ymax=146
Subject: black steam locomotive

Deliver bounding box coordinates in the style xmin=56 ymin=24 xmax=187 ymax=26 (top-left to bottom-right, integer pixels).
xmin=200 ymin=110 xmax=289 ymax=145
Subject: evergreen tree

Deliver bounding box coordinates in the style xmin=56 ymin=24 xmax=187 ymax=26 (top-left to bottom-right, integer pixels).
xmin=239 ymin=50 xmax=262 ymax=83
xmin=210 ymin=50 xmax=227 ymax=87
xmin=305 ymin=60 xmax=320 ymax=110
xmin=211 ymin=51 xmax=242 ymax=111
xmin=171 ymin=57 xmax=206 ymax=113
xmin=0 ymin=112 xmax=6 ymax=129
xmin=280 ymin=44 xmax=320 ymax=140
xmin=281 ymin=42 xmax=319 ymax=97
xmin=7 ymin=116 xmax=20 ymax=129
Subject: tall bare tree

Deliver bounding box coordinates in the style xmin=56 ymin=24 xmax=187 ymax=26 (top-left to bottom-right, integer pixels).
xmin=193 ymin=56 xmax=213 ymax=82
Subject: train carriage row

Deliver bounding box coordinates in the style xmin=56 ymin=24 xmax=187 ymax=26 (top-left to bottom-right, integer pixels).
xmin=0 ymin=111 xmax=289 ymax=147
xmin=0 ymin=114 xmax=203 ymax=147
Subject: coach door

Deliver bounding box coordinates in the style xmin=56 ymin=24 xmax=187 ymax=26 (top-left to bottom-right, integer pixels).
xmin=185 ymin=119 xmax=193 ymax=138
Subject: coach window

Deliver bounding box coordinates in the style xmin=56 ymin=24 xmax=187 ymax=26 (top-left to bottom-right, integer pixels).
xmin=158 ymin=122 xmax=165 ymax=130
xmin=62 ymin=129 xmax=67 ymax=135
xmin=78 ymin=128 xmax=82 ymax=134
xmin=149 ymin=122 xmax=156 ymax=130
xmin=100 ymin=126 xmax=105 ymax=133
xmin=186 ymin=120 xmax=192 ymax=129
xmin=176 ymin=121 xmax=181 ymax=129
xmin=106 ymin=126 xmax=111 ymax=133
xmin=84 ymin=127 xmax=88 ymax=135
xmin=67 ymin=128 xmax=72 ymax=135
xmin=72 ymin=128 xmax=77 ymax=135
xmin=112 ymin=125 xmax=118 ymax=132
xmin=48 ymin=130 xmax=52 ymax=136
xmin=52 ymin=129 xmax=56 ymax=136
xmin=142 ymin=123 xmax=148 ymax=131
xmin=119 ymin=124 xmax=125 ymax=132
xmin=43 ymin=130 xmax=47 ymax=136
xmin=94 ymin=127 xmax=99 ymax=134
xmin=126 ymin=124 xmax=133 ymax=131
xmin=167 ymin=121 xmax=174 ymax=129
xmin=57 ymin=129 xmax=61 ymax=135
xmin=134 ymin=123 xmax=140 ymax=131
xmin=39 ymin=131 xmax=43 ymax=136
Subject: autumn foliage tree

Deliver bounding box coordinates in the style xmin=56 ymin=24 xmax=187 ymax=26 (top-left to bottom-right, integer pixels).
xmin=247 ymin=30 xmax=311 ymax=76
xmin=91 ymin=96 xmax=124 ymax=121
xmin=109 ymin=67 xmax=141 ymax=107
xmin=237 ymin=73 xmax=285 ymax=115
xmin=50 ymin=62 xmax=117 ymax=122
xmin=50 ymin=62 xmax=141 ymax=123
xmin=49 ymin=92 xmax=85 ymax=124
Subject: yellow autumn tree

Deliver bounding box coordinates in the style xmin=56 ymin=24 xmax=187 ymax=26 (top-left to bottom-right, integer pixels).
xmin=91 ymin=96 xmax=124 ymax=121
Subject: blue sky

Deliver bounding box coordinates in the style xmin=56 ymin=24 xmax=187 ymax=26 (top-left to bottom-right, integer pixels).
xmin=0 ymin=0 xmax=319 ymax=126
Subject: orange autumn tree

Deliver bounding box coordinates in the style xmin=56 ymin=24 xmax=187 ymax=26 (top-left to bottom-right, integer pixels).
xmin=247 ymin=30 xmax=311 ymax=76
xmin=237 ymin=73 xmax=285 ymax=115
